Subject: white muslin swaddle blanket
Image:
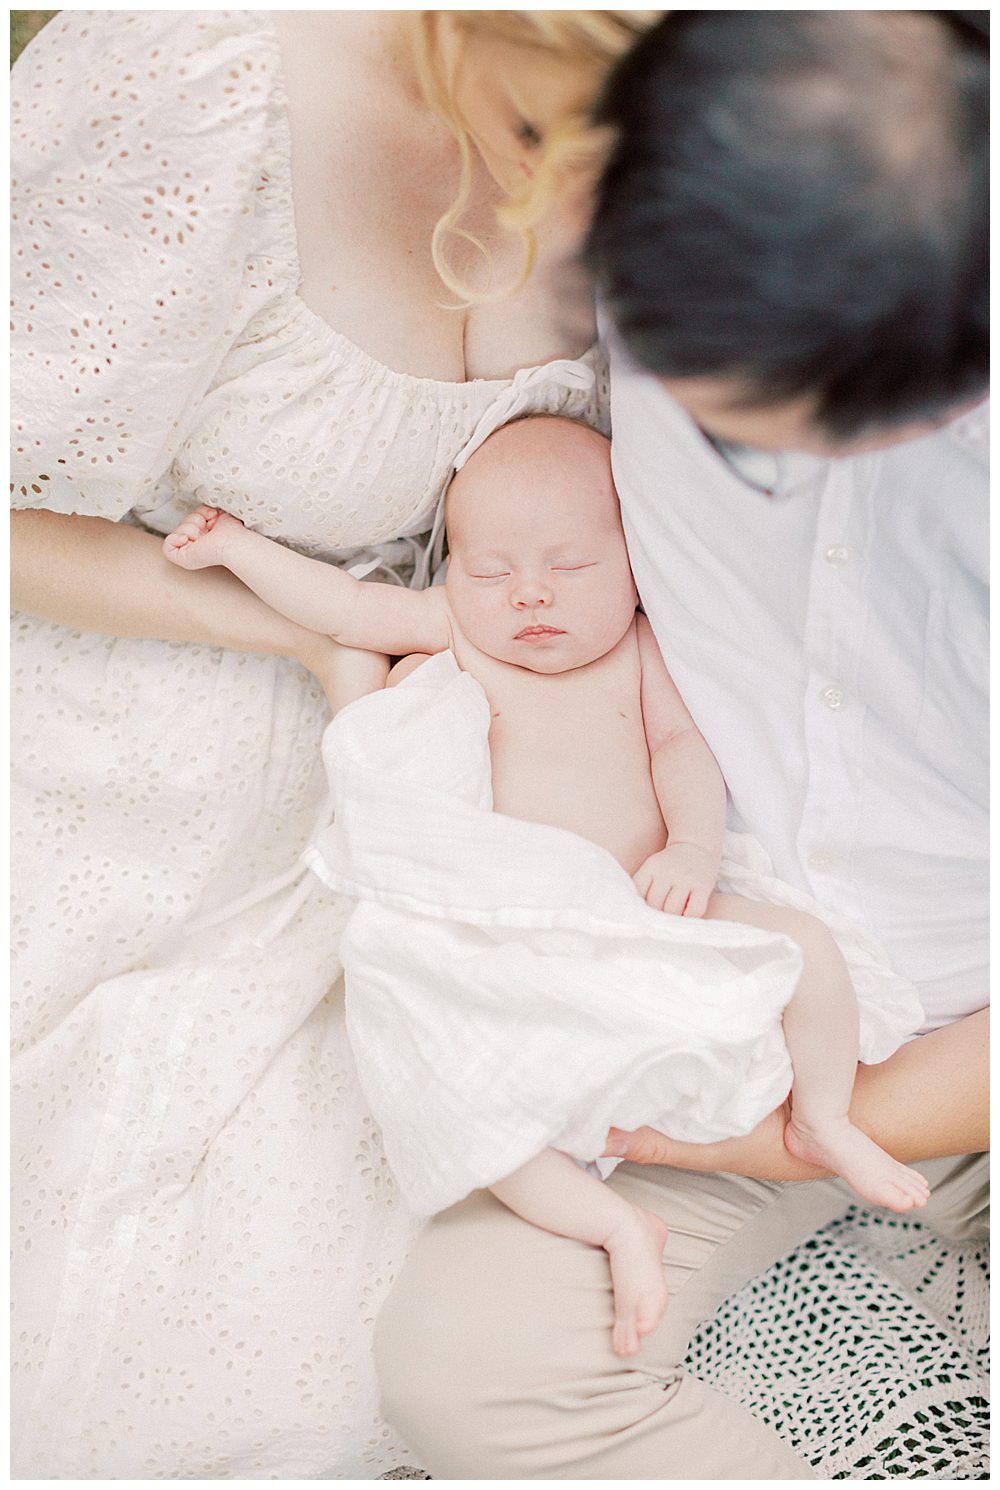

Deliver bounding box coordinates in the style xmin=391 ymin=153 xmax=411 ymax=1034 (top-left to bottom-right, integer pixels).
xmin=305 ymin=652 xmax=923 ymax=1216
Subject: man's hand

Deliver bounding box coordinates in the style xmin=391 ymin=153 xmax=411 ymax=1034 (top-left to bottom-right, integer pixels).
xmin=602 ymin=1101 xmax=825 ymax=1182
xmin=603 ymin=1009 xmax=989 ymax=1180
xmin=632 ymin=842 xmax=718 ymax=917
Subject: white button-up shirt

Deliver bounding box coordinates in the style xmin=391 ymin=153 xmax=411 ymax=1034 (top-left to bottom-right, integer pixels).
xmin=607 ymin=338 xmax=988 ymax=1034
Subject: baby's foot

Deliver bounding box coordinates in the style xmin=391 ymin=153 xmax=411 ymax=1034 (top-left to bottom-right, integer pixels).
xmin=162 ymin=506 xmax=243 ymax=569
xmin=602 ymin=1206 xmax=670 ymax=1357
xmin=785 ymin=1116 xmax=931 ymax=1213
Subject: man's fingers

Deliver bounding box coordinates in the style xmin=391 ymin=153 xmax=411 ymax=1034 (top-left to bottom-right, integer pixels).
xmin=603 ymin=1125 xmax=676 ymax=1165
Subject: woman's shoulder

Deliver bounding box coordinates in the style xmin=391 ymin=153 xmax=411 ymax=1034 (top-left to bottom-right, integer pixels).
xmin=12 ymin=10 xmax=284 ymax=167
xmin=13 ymin=9 xmax=278 ymax=74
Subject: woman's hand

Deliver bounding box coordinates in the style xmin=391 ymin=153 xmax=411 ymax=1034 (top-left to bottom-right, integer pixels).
xmin=604 ymin=1008 xmax=989 ymax=1180
xmin=12 ymin=508 xmax=388 ymax=708
xmin=12 ymin=510 xmax=390 ymax=719
xmin=293 ymin=631 xmax=389 ymax=713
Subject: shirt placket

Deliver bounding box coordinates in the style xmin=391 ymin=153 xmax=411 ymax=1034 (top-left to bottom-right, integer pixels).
xmin=797 ymin=463 xmax=870 ymax=927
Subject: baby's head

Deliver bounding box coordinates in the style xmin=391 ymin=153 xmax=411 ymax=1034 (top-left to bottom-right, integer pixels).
xmin=444 ymin=416 xmax=638 ymax=674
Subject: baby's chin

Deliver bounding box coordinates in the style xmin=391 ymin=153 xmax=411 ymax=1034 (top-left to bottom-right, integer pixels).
xmin=492 ymin=639 xmax=613 ymax=675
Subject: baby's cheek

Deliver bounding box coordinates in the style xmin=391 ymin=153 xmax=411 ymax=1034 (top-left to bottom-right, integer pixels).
xmin=593 ymin=588 xmax=639 ymax=644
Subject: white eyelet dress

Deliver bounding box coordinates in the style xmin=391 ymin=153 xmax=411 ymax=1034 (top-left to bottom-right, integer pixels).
xmin=10 ymin=12 xmax=609 ymax=1478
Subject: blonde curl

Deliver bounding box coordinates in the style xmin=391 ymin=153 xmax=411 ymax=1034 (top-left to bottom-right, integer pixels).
xmin=412 ymin=10 xmax=662 ymax=302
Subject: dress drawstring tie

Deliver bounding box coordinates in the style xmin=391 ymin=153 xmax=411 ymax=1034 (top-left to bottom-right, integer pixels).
xmin=184 ymin=789 xmax=334 ymax=950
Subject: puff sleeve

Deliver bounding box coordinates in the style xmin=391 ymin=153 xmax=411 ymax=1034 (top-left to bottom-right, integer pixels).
xmin=11 ymin=11 xmax=279 ymax=518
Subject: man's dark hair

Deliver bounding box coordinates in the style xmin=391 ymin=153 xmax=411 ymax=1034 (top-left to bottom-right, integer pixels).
xmin=585 ymin=11 xmax=988 ymax=440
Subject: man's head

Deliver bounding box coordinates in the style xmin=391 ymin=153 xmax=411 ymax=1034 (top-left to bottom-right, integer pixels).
xmin=444 ymin=417 xmax=638 ymax=674
xmin=586 ymin=11 xmax=988 ymax=454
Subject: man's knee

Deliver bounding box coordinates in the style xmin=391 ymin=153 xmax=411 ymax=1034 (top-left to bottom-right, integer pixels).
xmin=373 ymin=1279 xmax=457 ymax=1458
xmin=371 ymin=1196 xmax=553 ymax=1472
xmin=373 ymin=1249 xmax=564 ymax=1478
xmin=372 ymin=1190 xmax=670 ymax=1476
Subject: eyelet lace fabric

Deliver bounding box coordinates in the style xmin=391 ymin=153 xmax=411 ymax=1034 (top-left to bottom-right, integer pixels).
xmin=11 ymin=11 xmax=606 ymax=1478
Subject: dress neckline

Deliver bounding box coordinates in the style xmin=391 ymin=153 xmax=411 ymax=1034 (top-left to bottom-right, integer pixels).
xmin=261 ymin=11 xmax=596 ymax=396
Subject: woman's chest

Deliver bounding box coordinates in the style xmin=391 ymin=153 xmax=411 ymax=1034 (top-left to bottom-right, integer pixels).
xmin=293 ymin=159 xmax=594 ymax=383
xmin=278 ymin=19 xmax=594 ymax=382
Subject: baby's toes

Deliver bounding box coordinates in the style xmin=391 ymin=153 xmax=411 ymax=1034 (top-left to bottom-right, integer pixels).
xmin=613 ymin=1315 xmax=639 ymax=1358
xmin=635 ymin=1292 xmax=666 ymax=1339
xmin=886 ymin=1171 xmax=930 ymax=1212
xmin=898 ymin=1168 xmax=931 ymax=1207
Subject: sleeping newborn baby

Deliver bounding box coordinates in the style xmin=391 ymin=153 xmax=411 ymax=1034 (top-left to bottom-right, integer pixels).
xmin=164 ymin=415 xmax=928 ymax=1357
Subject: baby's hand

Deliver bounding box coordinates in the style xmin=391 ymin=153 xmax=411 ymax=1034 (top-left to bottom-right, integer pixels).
xmin=632 ymin=843 xmax=718 ymax=918
xmin=162 ymin=506 xmax=244 ymax=569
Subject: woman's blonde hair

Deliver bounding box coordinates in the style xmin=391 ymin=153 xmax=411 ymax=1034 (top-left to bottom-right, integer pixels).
xmin=412 ymin=10 xmax=662 ymax=301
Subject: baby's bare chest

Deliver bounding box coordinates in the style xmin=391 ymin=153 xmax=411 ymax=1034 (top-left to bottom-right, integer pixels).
xmin=463 ymin=648 xmax=668 ymax=873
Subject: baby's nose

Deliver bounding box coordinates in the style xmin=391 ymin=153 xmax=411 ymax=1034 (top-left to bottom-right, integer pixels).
xmin=512 ymin=580 xmax=553 ymax=608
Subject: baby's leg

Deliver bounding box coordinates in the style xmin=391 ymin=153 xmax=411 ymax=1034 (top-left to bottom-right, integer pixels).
xmin=491 ymin=1149 xmax=669 ymax=1357
xmin=707 ymin=893 xmax=930 ymax=1213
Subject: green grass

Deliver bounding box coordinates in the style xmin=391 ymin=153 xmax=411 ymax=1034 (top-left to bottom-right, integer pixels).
xmin=11 ymin=10 xmax=57 ymax=66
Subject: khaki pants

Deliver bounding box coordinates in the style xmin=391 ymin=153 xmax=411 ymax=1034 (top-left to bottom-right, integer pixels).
xmin=375 ymin=1154 xmax=988 ymax=1479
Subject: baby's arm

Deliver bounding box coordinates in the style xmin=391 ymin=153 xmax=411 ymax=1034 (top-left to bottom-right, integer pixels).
xmin=633 ymin=614 xmax=727 ymax=916
xmin=163 ymin=507 xmax=450 ymax=657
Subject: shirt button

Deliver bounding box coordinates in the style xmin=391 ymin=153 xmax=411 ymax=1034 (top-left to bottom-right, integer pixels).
xmin=819 ymin=684 xmax=847 ymax=710
xmin=808 ymin=851 xmax=834 ymax=871
xmin=824 ymin=544 xmax=853 ymax=566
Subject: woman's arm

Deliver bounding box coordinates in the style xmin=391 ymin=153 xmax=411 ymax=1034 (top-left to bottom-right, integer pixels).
xmin=11 ymin=509 xmax=365 ymax=702
xmin=605 ymin=1008 xmax=989 ymax=1178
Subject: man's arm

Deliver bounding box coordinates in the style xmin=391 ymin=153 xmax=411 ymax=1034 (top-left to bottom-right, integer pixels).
xmin=632 ymin=613 xmax=727 ymax=915
xmin=605 ymin=1007 xmax=989 ymax=1176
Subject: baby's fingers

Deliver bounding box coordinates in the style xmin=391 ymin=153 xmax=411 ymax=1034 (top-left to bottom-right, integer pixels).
xmin=163 ymin=522 xmax=202 ymax=552
xmin=662 ymin=883 xmax=692 ymax=916
xmin=640 ymin=875 xmax=673 ymax=913
xmin=683 ymin=886 xmax=711 ymax=919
